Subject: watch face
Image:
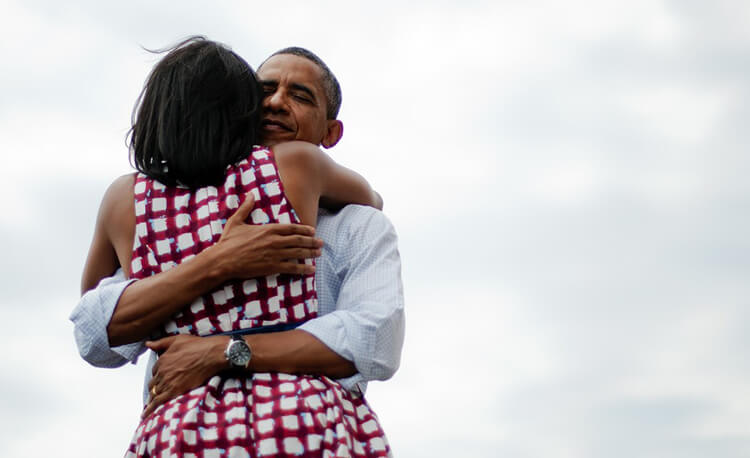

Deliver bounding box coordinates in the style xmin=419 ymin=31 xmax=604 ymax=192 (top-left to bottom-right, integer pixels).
xmin=228 ymin=340 xmax=251 ymax=367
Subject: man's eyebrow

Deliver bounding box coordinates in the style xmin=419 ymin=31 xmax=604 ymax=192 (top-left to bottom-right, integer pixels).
xmin=260 ymin=80 xmax=277 ymax=86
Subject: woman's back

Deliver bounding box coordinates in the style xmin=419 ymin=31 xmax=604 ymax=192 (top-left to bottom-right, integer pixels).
xmin=131 ymin=146 xmax=317 ymax=337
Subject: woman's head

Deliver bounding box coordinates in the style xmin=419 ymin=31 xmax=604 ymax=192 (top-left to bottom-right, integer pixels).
xmin=129 ymin=36 xmax=261 ymax=188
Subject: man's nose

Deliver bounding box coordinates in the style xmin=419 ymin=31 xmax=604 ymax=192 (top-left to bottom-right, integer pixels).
xmin=264 ymin=90 xmax=287 ymax=113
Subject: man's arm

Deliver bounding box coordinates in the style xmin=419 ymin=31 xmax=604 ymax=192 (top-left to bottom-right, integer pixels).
xmin=150 ymin=206 xmax=404 ymax=383
xmin=208 ymin=204 xmax=409 ymax=385
xmin=74 ymin=202 xmax=404 ymax=416
xmin=71 ymin=194 xmax=324 ymax=364
xmin=106 ymin=194 xmax=323 ymax=346
xmin=143 ymin=206 xmax=405 ymax=415
xmin=297 ymin=206 xmax=405 ymax=389
xmin=70 ymin=270 xmax=140 ymax=367
xmin=142 ymin=328 xmax=359 ymax=416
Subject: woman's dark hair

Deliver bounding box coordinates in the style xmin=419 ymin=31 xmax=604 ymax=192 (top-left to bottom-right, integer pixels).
xmin=128 ymin=36 xmax=261 ymax=188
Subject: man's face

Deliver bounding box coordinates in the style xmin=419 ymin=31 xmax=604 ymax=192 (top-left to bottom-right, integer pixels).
xmin=257 ymin=54 xmax=332 ymax=147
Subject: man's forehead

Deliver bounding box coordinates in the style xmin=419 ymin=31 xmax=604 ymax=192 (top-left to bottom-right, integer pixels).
xmin=258 ymin=54 xmax=324 ymax=90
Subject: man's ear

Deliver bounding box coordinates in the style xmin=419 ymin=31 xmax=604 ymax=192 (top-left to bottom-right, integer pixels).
xmin=321 ymin=120 xmax=343 ymax=149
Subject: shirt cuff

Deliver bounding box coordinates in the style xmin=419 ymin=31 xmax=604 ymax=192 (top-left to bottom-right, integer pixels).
xmin=70 ymin=276 xmax=144 ymax=367
xmin=298 ymin=313 xmax=372 ymax=394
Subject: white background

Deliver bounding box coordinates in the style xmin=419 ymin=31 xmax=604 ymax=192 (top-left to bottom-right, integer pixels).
xmin=1 ymin=1 xmax=750 ymax=456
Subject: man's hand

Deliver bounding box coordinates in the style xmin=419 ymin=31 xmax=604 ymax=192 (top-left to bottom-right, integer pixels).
xmin=213 ymin=192 xmax=323 ymax=279
xmin=141 ymin=330 xmax=358 ymax=418
xmin=142 ymin=335 xmax=229 ymax=418
xmin=107 ymin=193 xmax=323 ymax=347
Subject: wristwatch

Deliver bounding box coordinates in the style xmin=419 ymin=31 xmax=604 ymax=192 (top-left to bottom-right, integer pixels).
xmin=225 ymin=335 xmax=252 ymax=369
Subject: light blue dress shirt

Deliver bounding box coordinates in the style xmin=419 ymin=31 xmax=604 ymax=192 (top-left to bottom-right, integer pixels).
xmin=70 ymin=205 xmax=405 ymax=403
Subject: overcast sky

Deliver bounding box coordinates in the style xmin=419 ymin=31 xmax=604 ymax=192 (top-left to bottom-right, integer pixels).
xmin=1 ymin=1 xmax=750 ymax=457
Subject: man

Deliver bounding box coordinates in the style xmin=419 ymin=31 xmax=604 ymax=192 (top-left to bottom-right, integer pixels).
xmin=71 ymin=47 xmax=404 ymax=421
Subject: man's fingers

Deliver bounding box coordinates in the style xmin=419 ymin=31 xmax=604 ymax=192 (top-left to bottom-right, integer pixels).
xmin=226 ymin=192 xmax=256 ymax=227
xmin=276 ymin=261 xmax=316 ymax=275
xmin=142 ymin=392 xmax=171 ymax=419
xmin=294 ymin=235 xmax=324 ymax=249
xmin=146 ymin=335 xmax=177 ymax=354
xmin=268 ymin=223 xmax=316 ymax=237
xmin=271 ymin=234 xmax=324 ymax=249
xmin=275 ymin=248 xmax=322 ymax=261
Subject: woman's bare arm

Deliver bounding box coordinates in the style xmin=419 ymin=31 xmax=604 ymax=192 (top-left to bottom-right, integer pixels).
xmin=80 ymin=174 xmax=136 ymax=294
xmin=274 ymin=141 xmax=382 ymax=227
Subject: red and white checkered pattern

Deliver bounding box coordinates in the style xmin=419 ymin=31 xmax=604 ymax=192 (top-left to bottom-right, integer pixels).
xmin=125 ymin=147 xmax=391 ymax=457
xmin=131 ymin=147 xmax=316 ymax=336
xmin=126 ymin=373 xmax=390 ymax=458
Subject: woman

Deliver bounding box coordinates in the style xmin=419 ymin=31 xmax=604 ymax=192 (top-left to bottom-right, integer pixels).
xmin=81 ymin=37 xmax=390 ymax=457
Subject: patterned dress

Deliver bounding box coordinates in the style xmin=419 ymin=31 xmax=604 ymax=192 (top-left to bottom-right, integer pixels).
xmin=125 ymin=147 xmax=391 ymax=457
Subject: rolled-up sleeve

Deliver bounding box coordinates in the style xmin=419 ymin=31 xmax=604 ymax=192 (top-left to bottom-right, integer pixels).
xmin=300 ymin=207 xmax=405 ymax=392
xmin=70 ymin=269 xmax=145 ymax=367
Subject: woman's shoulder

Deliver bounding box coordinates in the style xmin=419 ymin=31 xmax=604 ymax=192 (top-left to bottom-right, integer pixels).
xmin=107 ymin=172 xmax=137 ymax=191
xmin=270 ymin=141 xmax=323 ymax=166
xmin=99 ymin=173 xmax=136 ymax=221
xmin=104 ymin=172 xmax=136 ymax=199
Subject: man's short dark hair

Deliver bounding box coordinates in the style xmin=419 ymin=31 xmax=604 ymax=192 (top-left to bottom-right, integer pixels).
xmin=263 ymin=47 xmax=342 ymax=119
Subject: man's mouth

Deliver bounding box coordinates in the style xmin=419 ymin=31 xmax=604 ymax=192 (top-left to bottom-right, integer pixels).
xmin=261 ymin=118 xmax=293 ymax=132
